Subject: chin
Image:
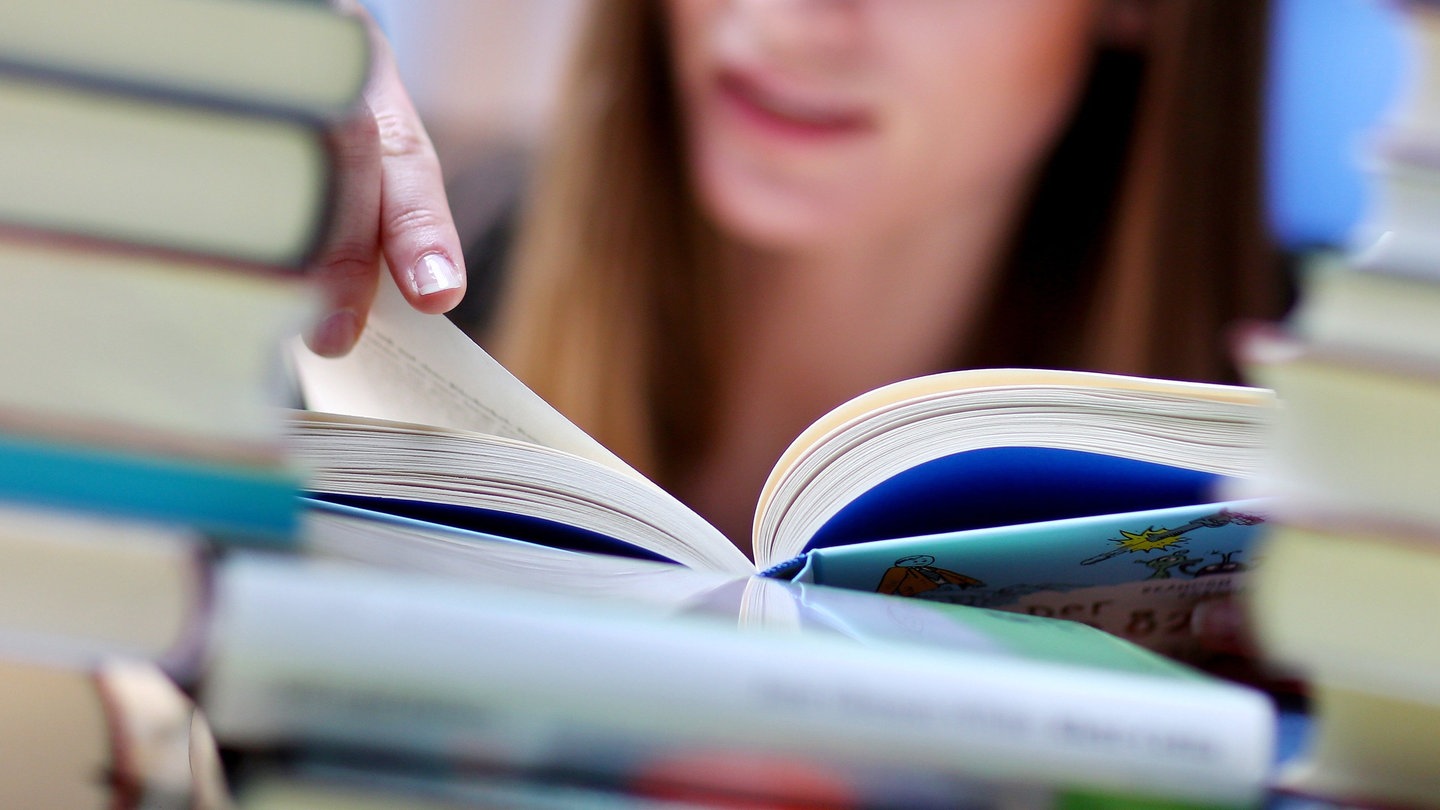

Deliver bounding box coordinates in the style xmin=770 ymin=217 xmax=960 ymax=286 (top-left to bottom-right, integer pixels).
xmin=696 ymin=165 xmax=862 ymax=254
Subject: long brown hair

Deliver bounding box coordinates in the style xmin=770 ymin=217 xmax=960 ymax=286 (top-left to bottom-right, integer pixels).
xmin=970 ymin=0 xmax=1291 ymax=379
xmin=488 ymin=0 xmax=1291 ymax=483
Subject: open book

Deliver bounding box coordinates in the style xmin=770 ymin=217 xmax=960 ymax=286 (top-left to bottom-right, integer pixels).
xmin=289 ymin=276 xmax=1276 ymax=655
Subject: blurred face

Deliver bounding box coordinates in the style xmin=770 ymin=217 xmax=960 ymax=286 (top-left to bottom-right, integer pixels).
xmin=665 ymin=0 xmax=1102 ymax=253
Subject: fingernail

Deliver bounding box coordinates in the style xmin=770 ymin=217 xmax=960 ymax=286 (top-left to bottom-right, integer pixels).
xmin=310 ymin=308 xmax=359 ymax=357
xmin=411 ymin=253 xmax=462 ymax=296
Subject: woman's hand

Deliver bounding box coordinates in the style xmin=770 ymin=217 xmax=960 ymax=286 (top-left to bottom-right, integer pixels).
xmin=305 ymin=1 xmax=467 ymax=357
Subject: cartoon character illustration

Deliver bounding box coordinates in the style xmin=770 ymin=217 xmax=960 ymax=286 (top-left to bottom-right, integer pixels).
xmin=875 ymin=554 xmax=984 ymax=598
xmin=1080 ymin=508 xmax=1265 ymax=566
xmin=1138 ymin=551 xmax=1207 ymax=579
xmin=1190 ymin=549 xmax=1246 ymax=577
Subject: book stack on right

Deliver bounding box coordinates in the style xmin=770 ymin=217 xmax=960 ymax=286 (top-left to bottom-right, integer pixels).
xmin=1237 ymin=0 xmax=1440 ymax=805
xmin=0 ymin=0 xmax=371 ymax=806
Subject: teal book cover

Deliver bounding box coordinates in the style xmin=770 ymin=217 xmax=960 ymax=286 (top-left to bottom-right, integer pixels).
xmin=0 ymin=431 xmax=302 ymax=545
xmin=790 ymin=499 xmax=1270 ymax=661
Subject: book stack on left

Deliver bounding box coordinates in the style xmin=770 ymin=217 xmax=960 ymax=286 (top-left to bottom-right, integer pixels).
xmin=0 ymin=0 xmax=372 ymax=806
xmin=1236 ymin=1 xmax=1440 ymax=806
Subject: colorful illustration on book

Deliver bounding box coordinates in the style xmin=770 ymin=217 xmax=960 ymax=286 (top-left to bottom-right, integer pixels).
xmin=875 ymin=508 xmax=1262 ymax=600
xmin=850 ymin=505 xmax=1268 ymax=659
xmin=1078 ymin=508 xmax=1263 ymax=569
xmin=873 ymin=554 xmax=984 ymax=598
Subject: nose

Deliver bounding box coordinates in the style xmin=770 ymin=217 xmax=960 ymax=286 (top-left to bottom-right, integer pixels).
xmin=727 ymin=0 xmax=863 ymax=71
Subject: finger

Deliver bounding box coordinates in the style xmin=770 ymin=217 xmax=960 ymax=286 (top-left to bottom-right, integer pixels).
xmin=305 ymin=98 xmax=383 ymax=357
xmin=366 ymin=20 xmax=467 ymax=314
xmin=303 ymin=0 xmax=386 ymax=356
xmin=1190 ymin=597 xmax=1257 ymax=658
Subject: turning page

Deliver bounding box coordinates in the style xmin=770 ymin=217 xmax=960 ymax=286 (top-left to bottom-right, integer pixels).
xmin=289 ymin=268 xmax=638 ymax=479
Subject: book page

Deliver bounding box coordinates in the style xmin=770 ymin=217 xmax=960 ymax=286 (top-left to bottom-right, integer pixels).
xmin=753 ymin=369 xmax=1275 ymax=565
xmin=303 ymin=502 xmax=743 ymax=610
xmin=290 ymin=269 xmax=639 ymax=478
xmin=758 ymin=368 xmax=1273 ymax=525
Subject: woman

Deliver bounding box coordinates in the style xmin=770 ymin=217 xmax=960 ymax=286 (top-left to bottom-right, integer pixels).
xmin=484 ymin=0 xmax=1291 ymax=551
xmin=315 ymin=0 xmax=1291 ymax=555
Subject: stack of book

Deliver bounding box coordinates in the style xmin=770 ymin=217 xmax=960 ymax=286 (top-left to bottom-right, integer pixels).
xmin=0 ymin=0 xmax=376 ymax=543
xmin=0 ymin=0 xmax=371 ymax=805
xmin=1238 ymin=0 xmax=1440 ymax=805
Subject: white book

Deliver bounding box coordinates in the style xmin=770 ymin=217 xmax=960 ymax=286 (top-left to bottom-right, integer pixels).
xmin=200 ymin=554 xmax=1276 ymax=806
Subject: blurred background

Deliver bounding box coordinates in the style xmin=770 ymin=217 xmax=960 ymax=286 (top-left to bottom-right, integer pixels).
xmin=364 ymin=0 xmax=582 ymax=167
xmin=363 ymin=0 xmax=1410 ymax=256
xmin=363 ymin=0 xmax=586 ymax=249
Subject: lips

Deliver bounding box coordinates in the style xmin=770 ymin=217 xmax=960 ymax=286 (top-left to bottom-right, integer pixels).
xmin=714 ymin=69 xmax=873 ymax=140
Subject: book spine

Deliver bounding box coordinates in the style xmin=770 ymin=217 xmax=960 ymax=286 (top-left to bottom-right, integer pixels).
xmin=0 ymin=0 xmax=371 ymax=122
xmin=0 ymin=409 xmax=290 ymax=470
xmin=0 ymin=433 xmax=302 ymax=547
xmin=0 ymin=223 xmax=309 ymax=280
xmin=1274 ymin=681 xmax=1440 ymax=807
xmin=0 ymin=512 xmax=212 ymax=672
xmin=0 ymin=69 xmax=347 ymax=270
xmin=231 ymin=755 xmax=1249 ymax=810
xmin=1251 ymin=524 xmax=1440 ymax=700
xmin=1238 ymin=328 xmax=1440 ymax=532
xmin=0 ymin=48 xmax=367 ymax=127
xmin=202 ymin=557 xmax=1274 ymax=805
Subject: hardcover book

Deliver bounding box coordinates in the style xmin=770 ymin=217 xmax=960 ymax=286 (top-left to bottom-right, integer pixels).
xmin=0 ymin=0 xmax=370 ymax=118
